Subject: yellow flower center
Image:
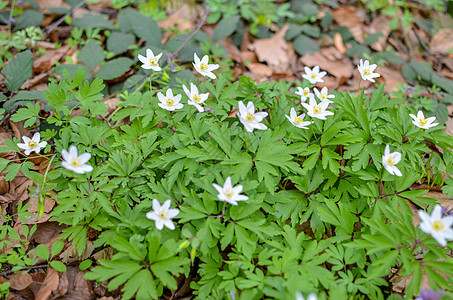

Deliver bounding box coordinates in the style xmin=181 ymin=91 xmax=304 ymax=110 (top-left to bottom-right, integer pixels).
xmin=419 ymin=117 xmax=427 ymax=126
xmin=386 ymin=156 xmax=396 ymax=166
xmin=311 ymin=73 xmax=317 ymax=79
xmin=149 ymin=57 xmax=158 ymax=66
xmin=70 ymin=157 xmax=82 ymax=167
xmin=200 ymin=63 xmax=208 ymax=71
xmin=224 ymin=189 xmax=234 ymax=199
xmin=321 ymin=93 xmax=327 ymax=100
xmin=246 ymin=113 xmax=255 ymax=122
xmin=193 ymin=94 xmax=201 ymax=103
xmin=363 ymin=69 xmax=371 ymax=76
xmin=158 ymin=210 xmax=168 ymax=219
xmin=313 ymin=105 xmax=322 ymax=114
xmin=166 ymin=98 xmax=174 ymax=106
xmin=303 ymin=89 xmax=309 ymax=96
xmin=433 ymin=220 xmax=444 ymax=231
xmin=28 ymin=141 xmax=37 ymax=148
xmin=294 ymin=116 xmax=303 ymax=125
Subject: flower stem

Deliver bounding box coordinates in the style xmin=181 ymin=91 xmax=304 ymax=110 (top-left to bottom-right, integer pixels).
xmin=197 ymin=74 xmax=200 ymax=91
xmin=189 ymin=106 xmax=200 ymax=141
xmin=221 ymin=201 xmax=227 ymax=217
xmin=149 ymin=70 xmax=154 ymax=109
xmin=285 ymin=126 xmax=296 ymax=146
xmin=243 ymin=129 xmax=249 ymax=152
xmin=409 ymin=128 xmax=422 ymax=143
xmin=310 ymin=119 xmax=319 ymax=143
xmin=357 ymin=77 xmax=362 ymax=95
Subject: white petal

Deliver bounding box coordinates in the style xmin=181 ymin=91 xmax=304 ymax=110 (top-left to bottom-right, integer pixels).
xmin=78 ymin=152 xmax=91 ymax=164
xmin=162 ymin=199 xmax=172 ymax=211
xmin=146 ymin=211 xmax=157 ymax=221
xmin=167 ymin=208 xmax=180 ymax=218
xmin=138 ymin=54 xmax=148 ymax=64
xmin=155 ymin=219 xmax=164 ymax=230
xmin=146 ymin=48 xmax=154 ymax=58
xmin=152 ymin=199 xmax=161 ymax=212
xmin=68 ymin=145 xmax=78 ymax=158
xmin=164 ymin=219 xmax=175 ymax=230
xmin=432 ymin=205 xmax=442 ymax=220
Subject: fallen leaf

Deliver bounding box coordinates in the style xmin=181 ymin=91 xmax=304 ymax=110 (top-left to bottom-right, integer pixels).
xmin=378 ymin=66 xmax=405 ymax=92
xmin=431 ymin=29 xmax=453 ymax=54
xmin=331 ymin=6 xmax=364 ymax=43
xmin=60 ymin=241 xmax=94 ymax=263
xmin=333 ymin=33 xmax=346 ymax=54
xmin=8 ymin=272 xmax=33 ymax=291
xmin=246 ymin=63 xmax=273 ymax=77
xmin=249 ymin=24 xmax=296 ymax=74
xmin=300 ymin=48 xmax=354 ymax=79
xmin=33 ymin=45 xmax=70 ymax=73
xmin=365 ymin=15 xmax=391 ymax=52
xmin=35 ymin=268 xmax=59 ymax=300
xmin=32 ymin=222 xmax=65 ymax=244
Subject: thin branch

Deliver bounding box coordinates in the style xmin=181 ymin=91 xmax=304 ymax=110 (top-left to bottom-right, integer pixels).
xmin=127 ymin=2 xmax=211 ymax=89
xmin=44 ymin=0 xmax=86 ymax=36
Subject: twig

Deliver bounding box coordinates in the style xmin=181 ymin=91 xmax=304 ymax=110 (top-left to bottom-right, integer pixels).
xmin=126 ymin=2 xmax=211 ymax=89
xmin=0 ymin=264 xmax=49 ymax=277
xmin=44 ymin=0 xmax=86 ymax=36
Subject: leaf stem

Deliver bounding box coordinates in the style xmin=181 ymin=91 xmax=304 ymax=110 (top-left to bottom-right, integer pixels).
xmin=188 ymin=106 xmax=200 ymax=141
xmin=285 ymin=126 xmax=296 ymax=146
xmin=149 ymin=70 xmax=154 ymax=109
xmin=243 ymin=129 xmax=249 ymax=152
xmin=310 ymin=118 xmax=319 ymax=143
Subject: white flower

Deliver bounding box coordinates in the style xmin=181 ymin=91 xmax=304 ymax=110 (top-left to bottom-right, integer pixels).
xmin=193 ymin=53 xmax=219 ymax=79
xmin=61 ymin=145 xmax=93 ymax=174
xmin=137 ymin=48 xmax=163 ymax=71
xmin=296 ymin=292 xmax=317 ymax=300
xmin=302 ymin=66 xmax=326 ymax=84
xmin=295 ymin=87 xmax=313 ymax=102
xmin=237 ymin=101 xmax=268 ymax=133
xmin=314 ymin=87 xmax=334 ymax=104
xmin=146 ymin=199 xmax=179 ymax=231
xmin=286 ymin=108 xmax=313 ymax=129
xmin=301 ymin=95 xmax=334 ymax=120
xmin=183 ymin=82 xmax=209 ymax=112
xmin=357 ymin=59 xmax=380 ymax=82
xmin=212 ymin=176 xmax=248 ymax=206
xmin=418 ymin=204 xmax=453 ymax=246
xmin=17 ymin=132 xmax=47 ymax=155
xmin=157 ymin=88 xmax=184 ymax=111
xmin=409 ymin=110 xmax=439 ymax=130
xmin=382 ymin=145 xmax=402 ymax=177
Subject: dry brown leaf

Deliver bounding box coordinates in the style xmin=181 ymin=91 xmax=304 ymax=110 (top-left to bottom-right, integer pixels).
xmin=33 ymin=45 xmax=70 ymax=73
xmin=431 ymin=29 xmax=453 ymax=54
xmin=249 ymin=24 xmax=296 ymax=74
xmin=8 ymin=272 xmax=33 ymax=291
xmin=9 ymin=121 xmax=30 ymax=141
xmin=35 ymin=268 xmax=60 ymax=300
xmin=27 ymin=196 xmax=56 ymax=214
xmin=300 ymin=48 xmax=354 ymax=79
xmin=60 ymin=241 xmax=94 ymax=263
xmin=333 ymin=33 xmax=346 ymax=54
xmin=365 ymin=15 xmax=391 ymax=52
xmin=0 ymin=176 xmax=9 ymax=194
xmin=331 ymin=6 xmax=364 ymax=43
xmin=32 ymin=222 xmax=65 ymax=244
xmin=19 ymin=213 xmax=51 ymax=225
xmin=92 ymin=247 xmax=113 ymax=262
xmin=246 ymin=63 xmax=273 ymax=77
xmin=378 ymin=66 xmax=405 ymax=92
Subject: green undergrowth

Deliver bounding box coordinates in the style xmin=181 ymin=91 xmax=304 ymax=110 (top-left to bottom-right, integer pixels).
xmin=1 ymin=65 xmax=453 ymax=299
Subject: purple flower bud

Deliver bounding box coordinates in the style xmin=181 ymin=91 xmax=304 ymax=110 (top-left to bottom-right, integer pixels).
xmin=4 ymin=18 xmax=16 ymax=24
xmin=417 ymin=288 xmax=446 ymax=300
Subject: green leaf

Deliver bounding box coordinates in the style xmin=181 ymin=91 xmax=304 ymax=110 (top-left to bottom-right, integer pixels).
xmin=129 ymin=11 xmax=162 ymax=46
xmin=51 ymin=240 xmax=64 ymax=258
xmin=5 ymin=90 xmax=45 ymax=113
xmin=79 ymin=259 xmax=92 ymax=270
xmin=95 ymin=58 xmax=133 ymax=80
xmin=35 ymin=244 xmax=50 ymax=260
xmin=292 ymin=35 xmax=320 ymax=56
xmin=73 ymin=14 xmax=115 ymax=29
xmin=79 ymin=40 xmax=105 ymax=69
xmin=107 ymin=32 xmax=135 ymax=55
xmin=10 ymin=102 xmax=40 ymax=128
xmin=14 ymin=10 xmax=44 ymax=30
xmin=50 ymin=261 xmax=67 ymax=272
xmin=1 ymin=50 xmax=33 ymax=91
xmin=122 ymin=268 xmax=157 ymax=300
xmin=213 ymin=16 xmax=240 ymax=42
xmin=4 ymin=164 xmax=21 ymax=181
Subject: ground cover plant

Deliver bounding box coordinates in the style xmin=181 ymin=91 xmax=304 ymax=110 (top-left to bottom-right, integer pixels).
xmin=1 ymin=0 xmax=453 ymax=299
